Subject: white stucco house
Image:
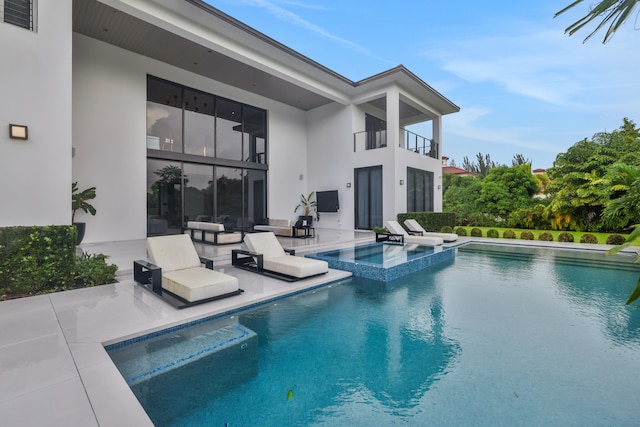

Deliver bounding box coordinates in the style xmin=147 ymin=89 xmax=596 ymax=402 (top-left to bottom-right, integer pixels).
xmin=0 ymin=0 xmax=459 ymax=244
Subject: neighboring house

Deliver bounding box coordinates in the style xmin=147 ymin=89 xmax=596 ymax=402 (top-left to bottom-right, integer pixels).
xmin=441 ymin=157 xmax=477 ymax=177
xmin=0 ymin=0 xmax=459 ymax=243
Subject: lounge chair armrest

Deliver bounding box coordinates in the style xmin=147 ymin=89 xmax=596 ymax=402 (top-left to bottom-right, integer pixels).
xmin=375 ymin=232 xmax=404 ymax=243
xmin=407 ymin=230 xmax=423 ymax=236
xmin=199 ymin=256 xmax=214 ymax=270
xmin=232 ymin=249 xmax=264 ymax=271
xmin=284 ymin=248 xmax=296 ymax=256
xmin=133 ymin=259 xmax=163 ymax=294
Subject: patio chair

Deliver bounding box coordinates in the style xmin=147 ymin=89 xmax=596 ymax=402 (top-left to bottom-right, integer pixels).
xmin=385 ymin=220 xmax=444 ymax=246
xmin=403 ymin=219 xmax=458 ymax=242
xmin=232 ymin=232 xmax=328 ymax=281
xmin=134 ymin=234 xmax=242 ymax=308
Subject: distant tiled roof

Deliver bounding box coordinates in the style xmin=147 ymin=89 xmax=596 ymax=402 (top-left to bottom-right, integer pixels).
xmin=442 ymin=166 xmax=477 ymax=176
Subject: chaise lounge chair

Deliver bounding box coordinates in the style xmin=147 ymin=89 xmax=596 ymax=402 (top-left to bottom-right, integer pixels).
xmin=384 ymin=220 xmax=444 ymax=246
xmin=133 ymin=234 xmax=242 ymax=308
xmin=232 ymin=232 xmax=328 ymax=281
xmin=403 ymin=219 xmax=458 ymax=242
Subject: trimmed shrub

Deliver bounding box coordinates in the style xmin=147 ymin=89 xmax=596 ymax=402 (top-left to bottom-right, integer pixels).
xmin=580 ymin=234 xmax=599 ymax=244
xmin=520 ymin=231 xmax=534 ymax=240
xmin=74 ymin=252 xmax=118 ymax=287
xmin=539 ymin=232 xmax=554 ymax=241
xmin=558 ymin=232 xmax=575 ymax=243
xmin=455 ymin=227 xmax=467 ymax=236
xmin=470 ymin=228 xmax=483 ymax=237
xmin=487 ymin=229 xmax=499 ymax=238
xmin=0 ymin=226 xmax=77 ymax=299
xmin=606 ymin=234 xmax=627 ymax=245
xmin=503 ymin=229 xmax=516 ymax=239
xmin=441 ymin=225 xmax=453 ymax=233
xmin=397 ymin=212 xmax=455 ymax=232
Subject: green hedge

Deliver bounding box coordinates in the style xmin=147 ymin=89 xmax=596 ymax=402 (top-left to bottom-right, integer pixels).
xmin=0 ymin=226 xmax=77 ymax=298
xmin=397 ymin=212 xmax=456 ymax=232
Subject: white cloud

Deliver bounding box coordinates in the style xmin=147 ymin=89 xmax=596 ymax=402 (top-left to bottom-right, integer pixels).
xmin=236 ymin=0 xmax=376 ymax=57
xmin=444 ymin=106 xmax=560 ymax=153
xmin=424 ymin=27 xmax=640 ymax=109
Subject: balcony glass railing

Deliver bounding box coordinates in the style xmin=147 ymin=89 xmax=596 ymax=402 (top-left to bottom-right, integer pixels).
xmin=403 ymin=129 xmax=438 ymax=159
xmin=353 ymin=130 xmax=387 ymax=152
xmin=353 ymin=129 xmax=438 ymax=159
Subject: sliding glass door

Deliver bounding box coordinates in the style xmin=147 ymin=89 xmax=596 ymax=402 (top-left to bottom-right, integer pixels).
xmin=355 ymin=166 xmax=383 ymax=230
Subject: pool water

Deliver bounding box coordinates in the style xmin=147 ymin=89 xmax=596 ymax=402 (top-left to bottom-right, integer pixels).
xmin=108 ymin=244 xmax=640 ymax=426
xmin=307 ymin=242 xmax=455 ymax=281
xmin=318 ymin=242 xmax=434 ymax=265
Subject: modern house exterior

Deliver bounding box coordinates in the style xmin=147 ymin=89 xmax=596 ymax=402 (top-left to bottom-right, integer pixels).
xmin=1 ymin=0 xmax=459 ymax=244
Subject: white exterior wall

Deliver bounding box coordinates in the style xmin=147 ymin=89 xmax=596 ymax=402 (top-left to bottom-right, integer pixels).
xmin=306 ymin=103 xmax=354 ymax=229
xmin=267 ymin=105 xmax=308 ymax=220
xmin=73 ymin=34 xmax=309 ymax=242
xmin=0 ymin=1 xmax=73 ymax=226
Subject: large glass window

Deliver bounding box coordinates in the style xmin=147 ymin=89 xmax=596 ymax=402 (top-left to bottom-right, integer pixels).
xmin=147 ymin=78 xmax=183 ymax=153
xmin=146 ymin=76 xmax=268 ymax=236
xmin=147 ymin=159 xmax=183 ymax=234
xmin=355 ymin=166 xmax=383 ymax=230
xmin=183 ymin=163 xmax=214 ymax=223
xmin=184 ymin=89 xmax=215 ymax=157
xmin=216 ymin=98 xmax=243 ymax=161
xmin=245 ymin=169 xmax=267 ymax=227
xmin=215 ymin=167 xmax=243 ymax=230
xmin=407 ymin=167 xmax=434 ymax=212
xmin=365 ymin=113 xmax=386 ymax=150
xmin=243 ymin=106 xmax=267 ymax=163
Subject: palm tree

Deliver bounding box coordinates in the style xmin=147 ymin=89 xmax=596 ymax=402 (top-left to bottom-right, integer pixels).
xmin=555 ymin=0 xmax=640 ymax=43
xmin=608 ymin=225 xmax=640 ymax=305
xmin=600 ymin=164 xmax=640 ymax=230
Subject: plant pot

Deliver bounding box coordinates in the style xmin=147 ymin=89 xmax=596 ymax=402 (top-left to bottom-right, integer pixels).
xmin=74 ymin=222 xmax=86 ymax=245
xmin=298 ymin=215 xmax=313 ymax=226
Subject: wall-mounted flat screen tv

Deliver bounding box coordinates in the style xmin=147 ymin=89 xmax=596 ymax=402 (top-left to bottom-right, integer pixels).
xmin=316 ymin=190 xmax=339 ymax=213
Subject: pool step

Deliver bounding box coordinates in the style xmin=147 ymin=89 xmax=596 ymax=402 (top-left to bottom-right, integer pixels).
xmin=107 ymin=323 xmax=257 ymax=386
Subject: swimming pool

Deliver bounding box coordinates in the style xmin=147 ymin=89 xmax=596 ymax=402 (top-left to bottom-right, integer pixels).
xmin=307 ymin=242 xmax=454 ymax=281
xmin=107 ymin=243 xmax=640 ymax=426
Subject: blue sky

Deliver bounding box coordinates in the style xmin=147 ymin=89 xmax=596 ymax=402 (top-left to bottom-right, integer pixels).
xmin=205 ymin=0 xmax=640 ymax=169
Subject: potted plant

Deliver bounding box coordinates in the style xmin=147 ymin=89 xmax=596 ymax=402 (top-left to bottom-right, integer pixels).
xmin=294 ymin=192 xmax=319 ymax=225
xmin=72 ymin=181 xmax=97 ymax=245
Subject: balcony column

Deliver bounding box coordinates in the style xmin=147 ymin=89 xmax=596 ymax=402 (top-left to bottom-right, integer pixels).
xmin=433 ymin=116 xmax=442 ymax=159
xmin=385 ymin=87 xmax=400 ymax=149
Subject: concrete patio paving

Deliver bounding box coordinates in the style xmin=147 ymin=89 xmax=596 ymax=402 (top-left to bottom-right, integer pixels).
xmin=0 ymin=229 xmax=372 ymax=426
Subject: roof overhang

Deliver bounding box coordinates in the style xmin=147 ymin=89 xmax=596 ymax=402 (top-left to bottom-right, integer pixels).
xmin=73 ymin=0 xmax=459 ymax=115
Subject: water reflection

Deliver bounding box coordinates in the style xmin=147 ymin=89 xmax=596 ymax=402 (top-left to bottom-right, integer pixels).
xmin=552 ymin=258 xmax=640 ymax=346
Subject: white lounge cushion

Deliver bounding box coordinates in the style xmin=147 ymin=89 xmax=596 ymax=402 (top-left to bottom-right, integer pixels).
xmin=243 ymin=232 xmax=328 ymax=278
xmin=264 ymin=256 xmax=328 ymax=278
xmin=205 ymin=232 xmax=243 ymax=244
xmin=385 ymin=221 xmax=443 ymax=246
xmin=244 ymin=232 xmax=287 ymax=258
xmin=162 ymin=268 xmax=239 ymax=302
xmin=146 ymin=234 xmax=239 ymax=302
xmin=147 ymin=234 xmax=201 ymax=271
xmin=404 ymin=219 xmax=458 ymax=242
xmin=187 ymin=221 xmax=225 ymax=232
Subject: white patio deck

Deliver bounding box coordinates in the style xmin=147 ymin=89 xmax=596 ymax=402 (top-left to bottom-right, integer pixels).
xmin=0 ymin=229 xmax=373 ymax=426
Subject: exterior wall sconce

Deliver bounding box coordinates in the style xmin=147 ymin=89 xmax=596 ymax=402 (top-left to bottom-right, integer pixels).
xmin=9 ymin=124 xmax=28 ymax=140
xmin=399 ymin=180 xmax=404 ymax=185
xmin=346 ymin=182 xmax=351 ymax=188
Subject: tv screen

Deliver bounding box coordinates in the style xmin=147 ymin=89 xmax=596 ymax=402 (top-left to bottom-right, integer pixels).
xmin=316 ymin=190 xmax=339 ymax=213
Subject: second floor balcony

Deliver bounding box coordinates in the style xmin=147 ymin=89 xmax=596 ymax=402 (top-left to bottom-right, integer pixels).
xmin=353 ymin=129 xmax=439 ymax=159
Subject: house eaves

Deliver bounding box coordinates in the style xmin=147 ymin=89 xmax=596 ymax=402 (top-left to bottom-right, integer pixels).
xmin=74 ymin=0 xmax=458 ymax=114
